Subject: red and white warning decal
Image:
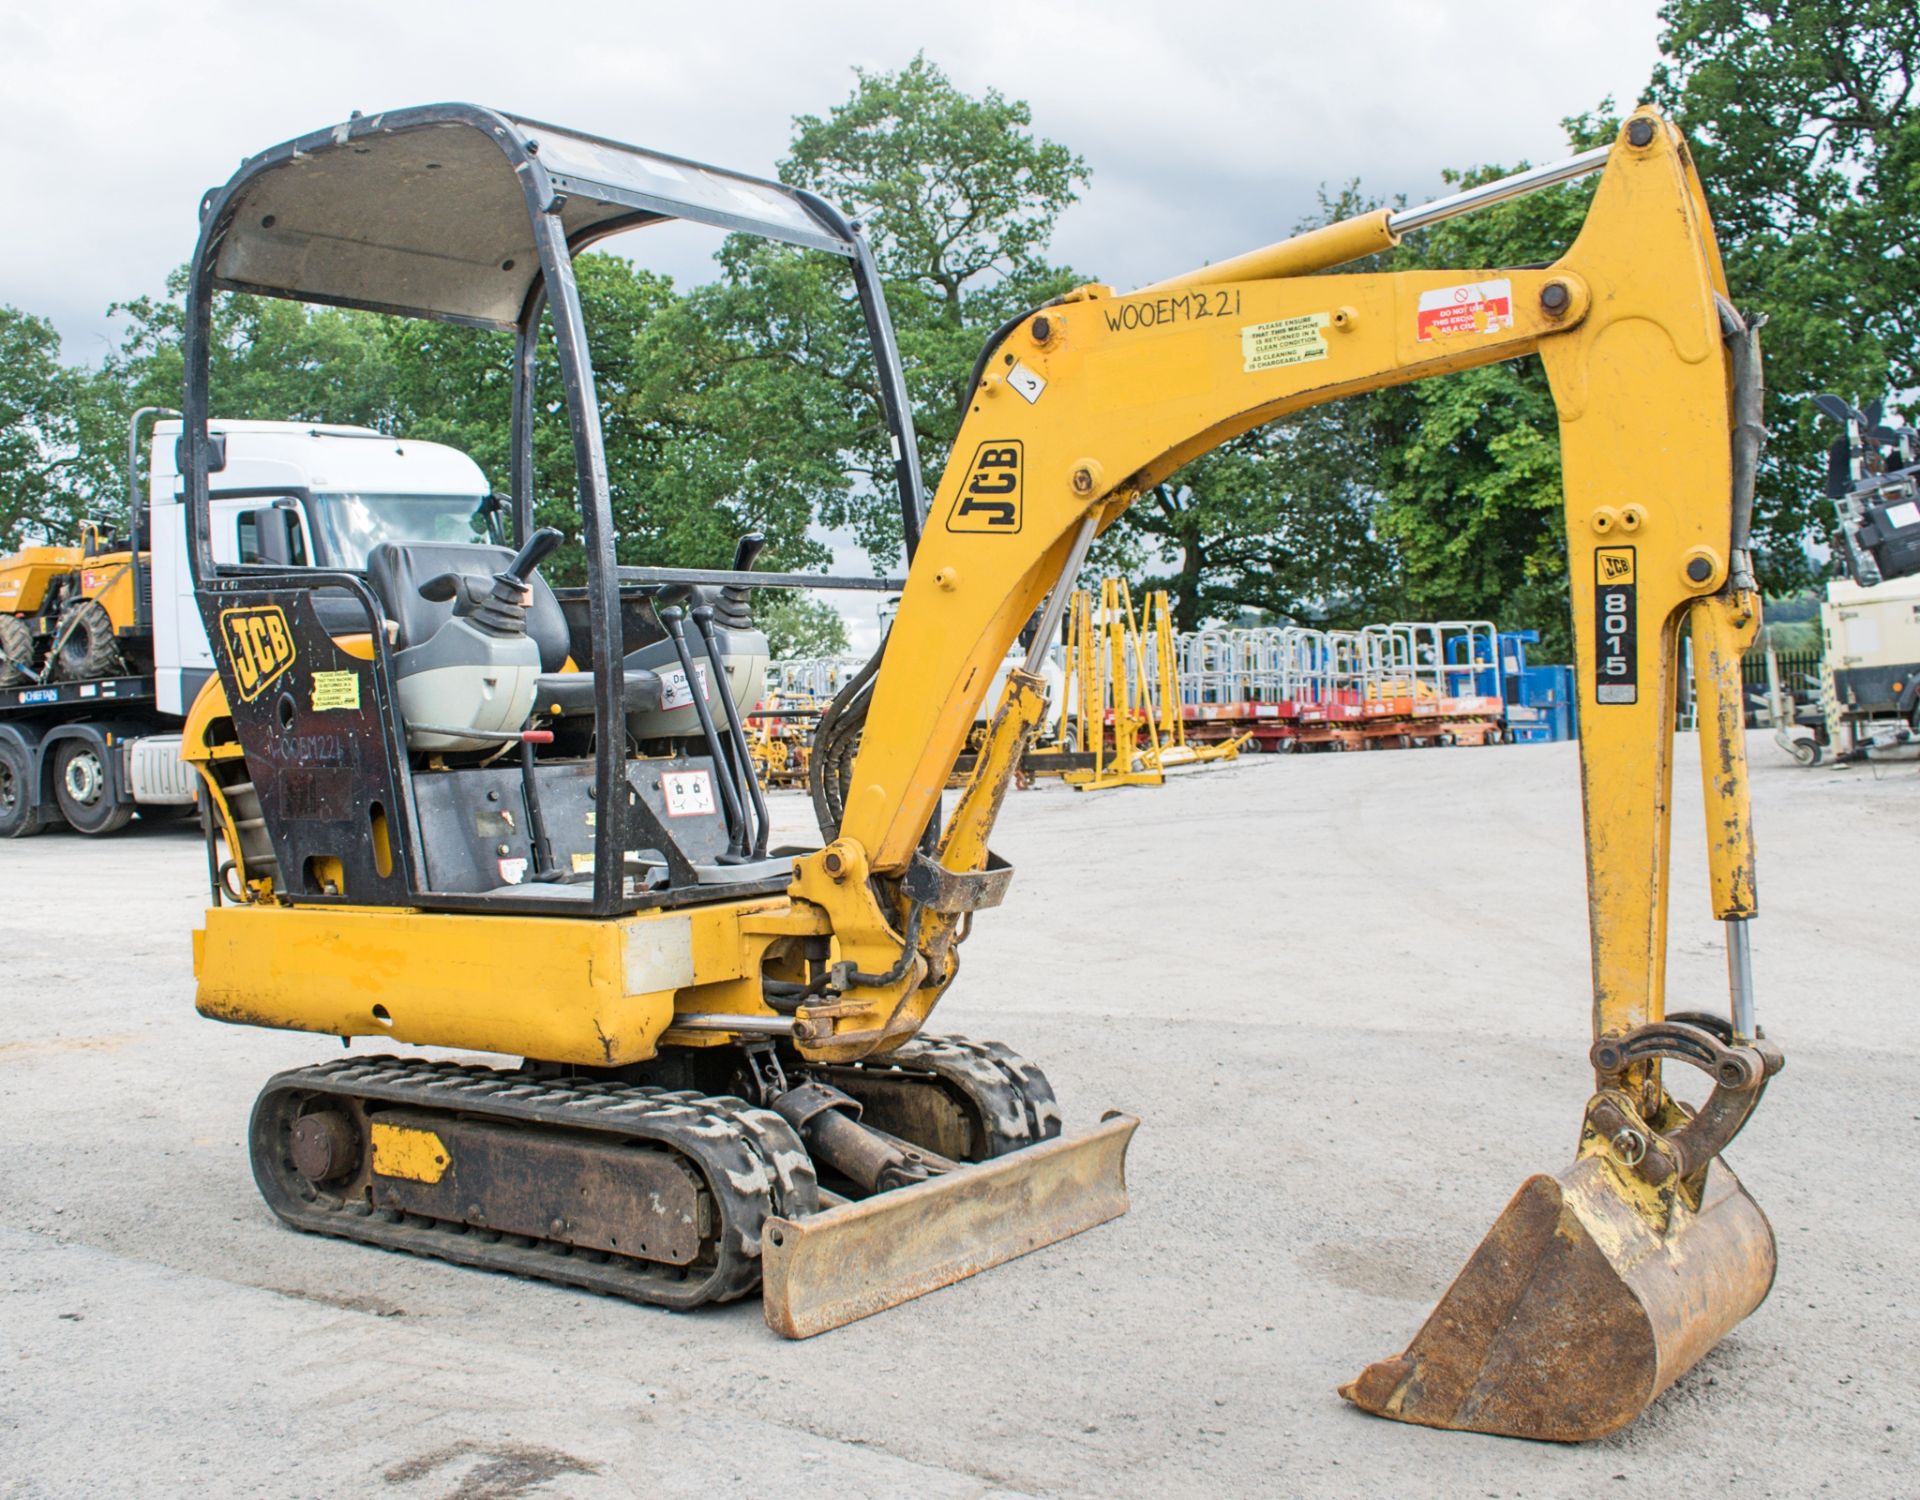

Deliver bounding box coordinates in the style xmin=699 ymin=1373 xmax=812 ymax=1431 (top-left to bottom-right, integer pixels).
xmin=662 ymin=769 xmax=716 ymax=817
xmin=1415 ymin=278 xmax=1513 ymax=341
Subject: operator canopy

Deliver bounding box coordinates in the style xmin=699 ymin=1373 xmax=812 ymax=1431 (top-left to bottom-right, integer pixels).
xmin=203 ymin=104 xmax=855 ymax=329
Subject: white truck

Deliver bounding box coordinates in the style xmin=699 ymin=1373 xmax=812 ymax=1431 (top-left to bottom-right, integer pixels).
xmin=0 ymin=418 xmax=498 ymax=836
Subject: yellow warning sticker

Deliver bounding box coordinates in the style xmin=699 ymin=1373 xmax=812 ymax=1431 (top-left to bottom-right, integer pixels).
xmin=369 ymin=1121 xmax=450 ymax=1183
xmin=1242 ymin=313 xmax=1331 ymax=372
xmin=310 ymin=670 xmax=361 ymax=712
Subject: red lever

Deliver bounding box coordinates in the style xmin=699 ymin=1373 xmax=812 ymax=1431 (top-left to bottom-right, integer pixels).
xmin=521 ymin=730 xmax=555 ymax=744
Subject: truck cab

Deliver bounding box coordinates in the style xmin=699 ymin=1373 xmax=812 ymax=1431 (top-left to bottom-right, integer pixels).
xmin=1 ymin=420 xmax=500 ymax=836
xmin=148 ymin=420 xmax=499 ymax=715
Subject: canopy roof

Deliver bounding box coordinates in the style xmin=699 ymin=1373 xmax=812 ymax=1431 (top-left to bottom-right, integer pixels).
xmin=201 ymin=104 xmax=852 ymax=330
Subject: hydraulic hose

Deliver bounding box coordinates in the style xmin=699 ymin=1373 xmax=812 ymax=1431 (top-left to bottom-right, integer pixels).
xmin=809 ymin=634 xmax=888 ymax=842
xmin=1716 ymin=295 xmax=1766 ymax=594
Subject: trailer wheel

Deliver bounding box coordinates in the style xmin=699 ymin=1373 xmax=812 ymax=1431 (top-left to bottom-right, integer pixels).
xmin=0 ymin=740 xmax=46 ymax=838
xmin=0 ymin=615 xmax=36 ymax=688
xmin=50 ymin=600 xmax=124 ymax=681
xmin=52 ymin=739 xmax=133 ymax=835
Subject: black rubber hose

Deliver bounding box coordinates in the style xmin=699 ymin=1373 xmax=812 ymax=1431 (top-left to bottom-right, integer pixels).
xmin=1716 ymin=295 xmax=1766 ymax=592
xmin=809 ymin=635 xmax=888 ymax=842
xmin=959 ymin=296 xmax=1066 ymax=414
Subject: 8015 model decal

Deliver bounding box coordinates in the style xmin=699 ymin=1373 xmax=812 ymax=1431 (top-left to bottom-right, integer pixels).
xmin=1594 ymin=547 xmax=1638 ymax=704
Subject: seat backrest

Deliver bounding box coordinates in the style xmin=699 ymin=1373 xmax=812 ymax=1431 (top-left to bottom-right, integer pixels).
xmin=364 ymin=541 xmax=569 ymax=671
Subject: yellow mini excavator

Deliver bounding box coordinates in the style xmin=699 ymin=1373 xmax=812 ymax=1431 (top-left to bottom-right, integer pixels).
xmin=182 ymin=104 xmax=1779 ymax=1442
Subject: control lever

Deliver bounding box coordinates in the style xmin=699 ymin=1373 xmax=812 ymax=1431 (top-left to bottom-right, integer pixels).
xmin=731 ymin=533 xmax=766 ymax=573
xmin=417 ymin=527 xmax=563 ymax=639
xmin=693 ymin=602 xmax=769 ymax=858
xmin=504 ymin=526 xmax=564 ymax=583
xmin=716 ymin=531 xmax=764 ymax=631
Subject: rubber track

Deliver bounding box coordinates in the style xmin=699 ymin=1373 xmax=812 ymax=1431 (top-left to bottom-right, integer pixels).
xmin=821 ymin=1033 xmax=1063 ymax=1158
xmin=249 ymin=1056 xmax=816 ymax=1309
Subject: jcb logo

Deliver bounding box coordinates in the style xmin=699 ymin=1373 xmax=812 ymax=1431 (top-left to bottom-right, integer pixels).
xmin=220 ymin=606 xmax=297 ymax=702
xmin=946 ymin=441 xmax=1024 ymax=534
xmin=1598 ymin=549 xmax=1635 ymax=584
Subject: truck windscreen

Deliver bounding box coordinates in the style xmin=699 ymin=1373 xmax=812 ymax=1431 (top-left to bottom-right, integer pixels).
xmin=310 ymin=493 xmax=502 ymax=570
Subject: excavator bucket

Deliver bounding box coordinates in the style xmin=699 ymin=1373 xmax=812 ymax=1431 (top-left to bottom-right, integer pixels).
xmin=1341 ymin=1151 xmax=1775 ymax=1441
xmin=761 ymin=1113 xmax=1137 ymax=1338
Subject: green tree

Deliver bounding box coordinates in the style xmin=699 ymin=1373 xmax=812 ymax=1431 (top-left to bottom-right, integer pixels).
xmin=773 ymin=54 xmax=1091 ymax=562
xmin=95 ymin=256 xmax=838 ymax=585
xmin=1370 ymin=122 xmax=1616 ymax=656
xmin=103 ymin=268 xmax=395 ymax=428
xmin=760 ymin=593 xmax=850 ymax=657
xmin=1650 ymin=0 xmax=1919 ymax=590
xmin=0 ymin=307 xmax=92 ymax=550
xmin=1121 ymin=405 xmax=1401 ymax=632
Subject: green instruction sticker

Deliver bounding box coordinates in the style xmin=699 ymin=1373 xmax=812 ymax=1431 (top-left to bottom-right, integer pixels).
xmin=311 ymin=670 xmax=362 ymax=712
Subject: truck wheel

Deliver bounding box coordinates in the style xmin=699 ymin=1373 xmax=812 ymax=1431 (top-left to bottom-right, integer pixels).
xmin=0 ymin=615 xmax=36 ymax=687
xmin=50 ymin=600 xmax=124 ymax=681
xmin=52 ymin=740 xmax=133 ymax=835
xmin=0 ymin=741 xmax=46 ymax=838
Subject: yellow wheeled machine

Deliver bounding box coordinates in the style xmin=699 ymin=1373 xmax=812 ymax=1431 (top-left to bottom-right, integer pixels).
xmin=182 ymin=105 xmax=1776 ymax=1438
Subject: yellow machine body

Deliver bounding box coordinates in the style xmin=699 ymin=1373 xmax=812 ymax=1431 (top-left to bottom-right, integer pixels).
xmin=195 ymin=896 xmax=808 ymax=1066
xmin=0 ymin=545 xmax=82 ymax=616
xmin=74 ymin=547 xmax=144 ymax=631
xmin=193 ymin=109 xmax=1778 ymax=1429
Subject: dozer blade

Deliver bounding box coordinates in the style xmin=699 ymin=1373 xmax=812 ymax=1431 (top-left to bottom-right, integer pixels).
xmin=1341 ymin=1152 xmax=1775 ymax=1441
xmin=761 ymin=1112 xmax=1137 ymax=1338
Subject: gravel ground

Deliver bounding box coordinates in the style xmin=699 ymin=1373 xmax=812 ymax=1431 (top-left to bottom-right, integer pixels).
xmin=1 ymin=734 xmax=1914 ymax=1499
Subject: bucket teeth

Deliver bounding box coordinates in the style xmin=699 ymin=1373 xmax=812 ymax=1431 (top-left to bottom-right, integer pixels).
xmin=1342 ymin=1154 xmax=1775 ymax=1441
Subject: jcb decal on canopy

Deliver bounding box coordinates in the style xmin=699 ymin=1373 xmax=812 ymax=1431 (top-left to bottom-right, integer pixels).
xmin=946 ymin=441 xmax=1024 ymax=534
xmin=219 ymin=605 xmax=297 ymax=701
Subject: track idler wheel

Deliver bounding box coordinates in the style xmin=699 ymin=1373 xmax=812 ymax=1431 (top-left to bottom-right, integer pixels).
xmin=1343 ymin=1015 xmax=1784 ymax=1440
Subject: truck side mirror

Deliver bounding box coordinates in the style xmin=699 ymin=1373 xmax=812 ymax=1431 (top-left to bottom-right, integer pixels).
xmin=241 ymin=503 xmax=303 ymax=566
xmin=174 ymin=432 xmax=228 ymax=475
xmin=478 ymin=491 xmax=510 ymax=546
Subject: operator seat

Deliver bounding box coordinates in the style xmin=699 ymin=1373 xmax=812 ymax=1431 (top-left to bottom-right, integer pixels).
xmin=363 ymin=541 xmax=661 ymax=715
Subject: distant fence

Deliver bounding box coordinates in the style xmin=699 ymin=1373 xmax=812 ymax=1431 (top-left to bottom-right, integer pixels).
xmin=1678 ymin=644 xmax=1821 ymax=727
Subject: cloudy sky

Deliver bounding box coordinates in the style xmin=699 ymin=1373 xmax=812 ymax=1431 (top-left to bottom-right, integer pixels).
xmin=4 ymin=1 xmax=1668 ymax=645
xmin=8 ymin=0 xmax=1665 ymax=357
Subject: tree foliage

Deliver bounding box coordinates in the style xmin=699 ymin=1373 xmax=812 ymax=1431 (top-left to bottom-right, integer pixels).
xmin=777 ymin=54 xmax=1090 ymax=559
xmin=1650 ymin=0 xmax=1919 ymax=591
xmin=0 ymin=307 xmax=93 ymax=551
xmin=1370 ymin=116 xmax=1616 ymax=657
